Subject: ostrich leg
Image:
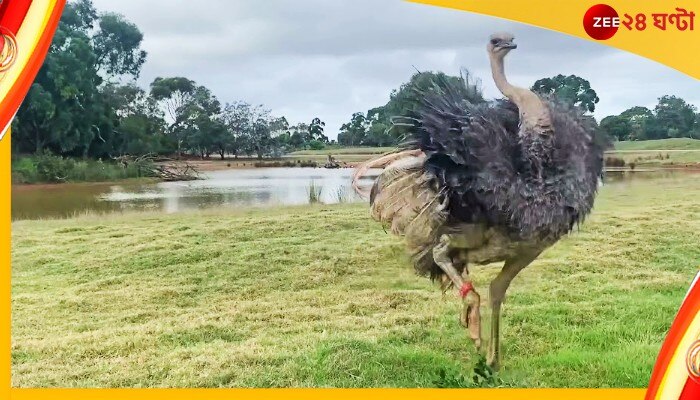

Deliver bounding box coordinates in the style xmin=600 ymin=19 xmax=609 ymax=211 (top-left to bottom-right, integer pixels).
xmin=487 ymin=250 xmax=541 ymax=369
xmin=433 ymin=236 xmax=482 ymax=349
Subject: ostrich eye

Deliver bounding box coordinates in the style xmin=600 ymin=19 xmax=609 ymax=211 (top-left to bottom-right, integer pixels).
xmin=490 ymin=39 xmax=500 ymax=45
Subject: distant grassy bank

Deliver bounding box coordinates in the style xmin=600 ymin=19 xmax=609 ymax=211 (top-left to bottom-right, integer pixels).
xmin=608 ymin=139 xmax=700 ymax=168
xmin=11 ymin=173 xmax=700 ymax=387
xmin=613 ymin=138 xmax=700 ymax=151
xmin=290 ymin=146 xmax=395 ymax=156
xmin=284 ymin=146 xmax=395 ymax=165
xmin=292 ymin=141 xmax=700 ymax=169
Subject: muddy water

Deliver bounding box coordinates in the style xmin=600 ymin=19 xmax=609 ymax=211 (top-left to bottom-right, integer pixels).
xmin=11 ymin=168 xmax=697 ymax=220
xmin=11 ymin=168 xmax=380 ymax=220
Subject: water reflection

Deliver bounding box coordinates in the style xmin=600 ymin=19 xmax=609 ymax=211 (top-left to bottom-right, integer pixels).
xmin=12 ymin=168 xmax=380 ymax=220
xmin=11 ymin=167 xmax=698 ymax=220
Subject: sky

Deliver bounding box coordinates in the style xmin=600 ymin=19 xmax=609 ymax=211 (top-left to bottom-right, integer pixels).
xmin=93 ymin=0 xmax=700 ymax=139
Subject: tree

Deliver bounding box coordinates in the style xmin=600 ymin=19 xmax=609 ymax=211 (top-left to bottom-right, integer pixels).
xmin=309 ymin=117 xmax=327 ymax=143
xmin=101 ymin=83 xmax=167 ymax=155
xmin=339 ymin=71 xmax=477 ymax=147
xmin=270 ymin=117 xmax=290 ymax=137
xmin=220 ymin=102 xmax=283 ymax=158
xmin=365 ymin=119 xmax=393 ymax=146
xmin=338 ymin=112 xmax=368 ymax=146
xmin=92 ymin=13 xmax=147 ymax=79
xmin=286 ymin=123 xmax=308 ymax=149
xmin=188 ymin=114 xmax=228 ymax=158
xmin=12 ymin=0 xmax=303 ymax=162
xmin=60 ymin=0 xmax=97 ymax=32
xmin=618 ymin=106 xmax=655 ymax=140
xmin=250 ymin=112 xmax=273 ymax=159
xmin=269 ymin=116 xmax=291 ymax=155
xmin=654 ymin=95 xmax=697 ymax=138
xmin=532 ymin=74 xmax=599 ymax=113
xmin=149 ymin=77 xmax=197 ymax=132
xmin=14 ymin=6 xmax=103 ymax=156
xmin=599 ymin=115 xmax=630 ymax=141
xmin=221 ymin=101 xmax=255 ymax=158
xmin=149 ymin=77 xmax=221 ymax=156
xmin=13 ymin=0 xmax=148 ymax=158
xmin=308 ymin=140 xmax=325 ymax=150
xmin=384 ymin=71 xmax=480 ymax=118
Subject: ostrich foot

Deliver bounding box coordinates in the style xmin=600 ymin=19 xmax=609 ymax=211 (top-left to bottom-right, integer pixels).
xmin=486 ymin=306 xmax=502 ymax=370
xmin=458 ymin=282 xmax=482 ymax=350
xmin=487 ymin=351 xmax=499 ymax=370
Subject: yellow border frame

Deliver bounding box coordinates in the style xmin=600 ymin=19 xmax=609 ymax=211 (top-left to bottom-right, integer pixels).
xmin=8 ymin=388 xmax=647 ymax=399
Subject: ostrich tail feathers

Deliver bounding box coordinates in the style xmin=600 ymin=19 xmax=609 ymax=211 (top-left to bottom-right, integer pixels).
xmin=351 ymin=149 xmax=423 ymax=199
xmin=368 ymin=155 xmax=447 ymax=276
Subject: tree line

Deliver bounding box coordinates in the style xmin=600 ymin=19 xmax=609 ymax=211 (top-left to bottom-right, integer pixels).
xmin=12 ymin=0 xmax=329 ymax=161
xmin=12 ymin=0 xmax=700 ymax=163
xmin=599 ymin=96 xmax=700 ymax=141
xmin=339 ymin=70 xmax=700 ymax=146
xmin=337 ymin=72 xmax=603 ymax=146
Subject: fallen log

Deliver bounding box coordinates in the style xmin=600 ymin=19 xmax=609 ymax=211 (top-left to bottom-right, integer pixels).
xmin=113 ymin=154 xmax=202 ymax=182
xmin=153 ymin=163 xmax=202 ymax=181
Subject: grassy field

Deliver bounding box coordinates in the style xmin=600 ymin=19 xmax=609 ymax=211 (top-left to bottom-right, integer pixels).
xmin=608 ymin=151 xmax=700 ymax=168
xmin=11 ymin=173 xmax=700 ymax=388
xmin=291 ymin=141 xmax=700 ymax=168
xmin=608 ymin=139 xmax=700 ymax=168
xmin=613 ymin=138 xmax=700 ymax=151
xmin=284 ymin=147 xmax=395 ymax=165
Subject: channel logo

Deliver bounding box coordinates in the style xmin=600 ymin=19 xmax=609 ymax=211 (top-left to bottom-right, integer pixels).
xmin=583 ymin=4 xmax=696 ymax=40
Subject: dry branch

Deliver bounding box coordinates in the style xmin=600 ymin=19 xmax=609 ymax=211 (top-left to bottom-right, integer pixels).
xmin=114 ymin=154 xmax=202 ymax=182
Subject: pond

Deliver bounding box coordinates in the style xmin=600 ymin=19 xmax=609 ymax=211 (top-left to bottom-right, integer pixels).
xmin=11 ymin=167 xmax=698 ymax=220
xmin=11 ymin=168 xmax=380 ymax=220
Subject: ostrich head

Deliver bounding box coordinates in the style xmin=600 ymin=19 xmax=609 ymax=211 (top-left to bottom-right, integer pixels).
xmin=487 ymin=32 xmax=517 ymax=58
xmin=487 ymin=32 xmax=552 ymax=134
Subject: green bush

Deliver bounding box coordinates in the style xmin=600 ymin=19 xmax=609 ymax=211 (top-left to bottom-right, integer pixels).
xmin=605 ymin=156 xmax=626 ymax=167
xmin=34 ymin=151 xmax=72 ymax=183
xmin=308 ymin=140 xmax=325 ymax=150
xmin=11 ymin=157 xmax=38 ymax=184
xmin=298 ymin=160 xmax=318 ymax=167
xmin=12 ymin=152 xmax=150 ymax=184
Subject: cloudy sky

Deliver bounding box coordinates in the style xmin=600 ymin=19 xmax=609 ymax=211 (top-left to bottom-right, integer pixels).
xmin=93 ymin=0 xmax=699 ymax=139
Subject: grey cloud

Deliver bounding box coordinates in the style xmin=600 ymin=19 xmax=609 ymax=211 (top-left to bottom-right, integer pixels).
xmin=93 ymin=0 xmax=699 ymax=138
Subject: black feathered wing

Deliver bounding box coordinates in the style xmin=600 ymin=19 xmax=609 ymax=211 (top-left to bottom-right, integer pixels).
xmin=402 ymin=77 xmax=607 ymax=240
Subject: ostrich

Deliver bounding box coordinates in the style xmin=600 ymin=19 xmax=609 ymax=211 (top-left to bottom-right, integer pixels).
xmin=352 ymin=32 xmax=606 ymax=369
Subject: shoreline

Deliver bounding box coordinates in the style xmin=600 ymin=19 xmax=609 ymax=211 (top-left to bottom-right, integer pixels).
xmin=11 ymin=162 xmax=700 ymax=188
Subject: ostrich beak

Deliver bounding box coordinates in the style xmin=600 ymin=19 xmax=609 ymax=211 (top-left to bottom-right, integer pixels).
xmin=501 ymin=42 xmax=517 ymax=49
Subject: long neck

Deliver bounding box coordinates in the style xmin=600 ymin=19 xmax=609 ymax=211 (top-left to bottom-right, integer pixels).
xmin=489 ymin=53 xmax=518 ymax=100
xmin=489 ymin=52 xmax=552 ymax=132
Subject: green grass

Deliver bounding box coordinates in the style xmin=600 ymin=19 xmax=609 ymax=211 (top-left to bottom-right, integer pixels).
xmin=609 ymin=151 xmax=700 ymax=168
xmin=11 ymin=173 xmax=700 ymax=387
xmin=608 ymin=139 xmax=700 ymax=167
xmin=285 ymin=146 xmax=395 ymax=164
xmin=614 ymin=138 xmax=700 ymax=151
